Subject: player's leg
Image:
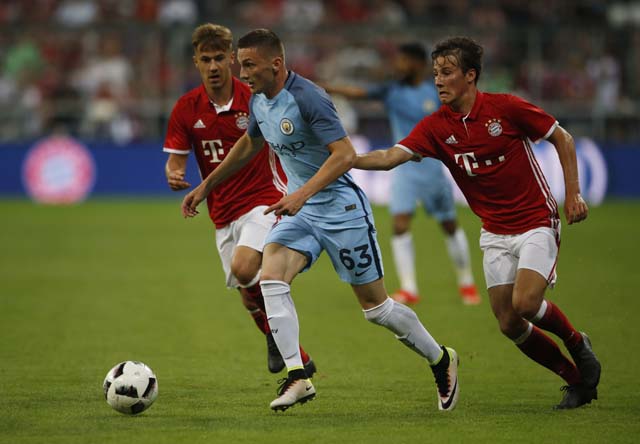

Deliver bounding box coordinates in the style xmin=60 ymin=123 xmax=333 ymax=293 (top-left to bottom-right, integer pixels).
xmin=260 ymin=217 xmax=321 ymax=411
xmin=233 ymin=246 xmax=267 ymax=328
xmin=353 ymin=278 xmax=459 ymax=410
xmin=482 ymin=228 xmax=596 ymax=408
xmin=389 ymin=168 xmax=420 ymax=305
xmin=488 ymin=282 xmax=581 ymax=386
xmin=215 ymin=222 xmax=268 ymax=331
xmin=511 ymin=228 xmax=600 ymax=407
xmin=232 ymin=246 xmax=286 ymax=374
xmin=230 ymin=207 xmax=314 ymax=375
xmin=425 ymin=179 xmax=480 ymax=305
xmin=324 ymin=216 xmax=459 ymax=411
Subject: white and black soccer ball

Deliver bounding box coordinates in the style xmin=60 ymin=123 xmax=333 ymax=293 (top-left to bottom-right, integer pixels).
xmin=103 ymin=361 xmax=158 ymax=415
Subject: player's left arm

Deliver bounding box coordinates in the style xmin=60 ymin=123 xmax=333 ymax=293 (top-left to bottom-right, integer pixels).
xmin=547 ymin=125 xmax=588 ymax=225
xmin=182 ymin=133 xmax=265 ymax=218
xmin=265 ymin=137 xmax=356 ymax=217
xmin=165 ymin=153 xmax=191 ymax=191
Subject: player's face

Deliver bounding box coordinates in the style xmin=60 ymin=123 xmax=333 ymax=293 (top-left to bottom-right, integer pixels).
xmin=238 ymin=47 xmax=278 ymax=97
xmin=433 ymin=55 xmax=476 ymax=110
xmin=393 ymin=54 xmax=416 ymax=82
xmin=193 ymin=46 xmax=233 ymax=93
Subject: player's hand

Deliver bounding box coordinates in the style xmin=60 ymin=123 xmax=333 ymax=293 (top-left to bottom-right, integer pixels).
xmin=167 ymin=171 xmax=191 ymax=191
xmin=181 ymin=184 xmax=207 ymax=218
xmin=264 ymin=192 xmax=306 ymax=217
xmin=564 ymin=192 xmax=588 ymax=225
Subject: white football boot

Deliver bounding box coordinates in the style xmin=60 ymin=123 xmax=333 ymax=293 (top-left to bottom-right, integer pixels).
xmin=270 ymin=377 xmax=316 ymax=411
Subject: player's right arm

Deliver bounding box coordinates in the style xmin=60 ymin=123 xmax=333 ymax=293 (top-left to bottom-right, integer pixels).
xmin=181 ymin=133 xmax=265 ymax=218
xmin=165 ymin=153 xmax=191 ymax=191
xmin=353 ymin=145 xmax=418 ymax=170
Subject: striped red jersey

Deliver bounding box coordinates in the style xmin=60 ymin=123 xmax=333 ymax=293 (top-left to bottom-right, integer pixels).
xmin=164 ymin=78 xmax=286 ymax=228
xmin=397 ymin=91 xmax=559 ymax=234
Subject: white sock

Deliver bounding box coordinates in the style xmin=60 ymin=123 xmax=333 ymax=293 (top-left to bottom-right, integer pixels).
xmin=391 ymin=233 xmax=418 ymax=294
xmin=363 ymin=298 xmax=442 ymax=363
xmin=260 ymin=280 xmax=303 ymax=371
xmin=445 ymin=227 xmax=474 ymax=287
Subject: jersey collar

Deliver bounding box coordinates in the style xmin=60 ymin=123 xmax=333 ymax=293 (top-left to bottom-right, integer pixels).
xmin=467 ymin=90 xmax=484 ymax=120
xmin=443 ymin=90 xmax=484 ymax=121
xmin=284 ymin=70 xmax=297 ymax=90
xmin=201 ymin=77 xmax=246 ymax=114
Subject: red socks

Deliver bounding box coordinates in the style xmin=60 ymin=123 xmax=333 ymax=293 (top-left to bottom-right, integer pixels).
xmin=532 ymin=300 xmax=583 ymax=349
xmin=517 ymin=324 xmax=581 ymax=385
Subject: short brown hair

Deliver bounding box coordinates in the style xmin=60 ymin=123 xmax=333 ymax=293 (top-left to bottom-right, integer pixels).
xmin=191 ymin=23 xmax=233 ymax=53
xmin=432 ymin=36 xmax=483 ymax=84
xmin=237 ymin=28 xmax=285 ymax=60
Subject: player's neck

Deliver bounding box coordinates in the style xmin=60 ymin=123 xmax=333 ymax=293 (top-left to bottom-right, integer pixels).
xmin=264 ymin=69 xmax=289 ymax=99
xmin=205 ymin=79 xmax=233 ymax=107
xmin=449 ymin=87 xmax=477 ymax=115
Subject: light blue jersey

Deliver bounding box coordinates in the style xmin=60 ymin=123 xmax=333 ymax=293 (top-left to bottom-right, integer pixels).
xmin=248 ymin=72 xmax=382 ymax=284
xmin=368 ymin=80 xmax=455 ymax=221
xmin=248 ymin=72 xmax=372 ymax=224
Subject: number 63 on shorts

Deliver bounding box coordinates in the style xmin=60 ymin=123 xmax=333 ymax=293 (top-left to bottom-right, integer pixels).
xmin=264 ymin=214 xmax=384 ymax=285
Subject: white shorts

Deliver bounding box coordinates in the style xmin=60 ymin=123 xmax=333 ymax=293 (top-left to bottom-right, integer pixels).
xmin=215 ymin=205 xmax=276 ymax=288
xmin=479 ymin=226 xmax=560 ymax=289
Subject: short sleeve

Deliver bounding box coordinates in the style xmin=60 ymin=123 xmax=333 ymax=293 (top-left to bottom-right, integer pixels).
xmin=247 ymin=95 xmax=263 ymax=138
xmin=296 ymin=85 xmax=347 ymax=146
xmin=395 ymin=117 xmax=437 ymax=158
xmin=163 ymin=100 xmax=191 ymax=154
xmin=505 ymin=94 xmax=558 ymax=142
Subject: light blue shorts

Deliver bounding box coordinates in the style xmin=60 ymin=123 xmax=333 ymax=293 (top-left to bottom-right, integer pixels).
xmin=389 ymin=158 xmax=456 ymax=222
xmin=265 ymin=212 xmax=384 ymax=285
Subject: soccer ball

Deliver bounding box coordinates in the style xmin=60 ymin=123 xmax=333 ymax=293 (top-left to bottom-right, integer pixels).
xmin=103 ymin=361 xmax=158 ymax=415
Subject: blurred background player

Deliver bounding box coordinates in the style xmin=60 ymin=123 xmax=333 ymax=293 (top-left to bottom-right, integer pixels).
xmin=182 ymin=28 xmax=460 ymax=413
xmin=353 ymin=36 xmax=601 ymax=410
xmin=324 ymin=42 xmax=480 ymax=306
xmin=163 ymin=23 xmax=315 ymax=377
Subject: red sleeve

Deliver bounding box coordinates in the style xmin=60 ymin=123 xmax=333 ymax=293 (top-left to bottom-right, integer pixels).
xmin=396 ymin=117 xmax=437 ymax=158
xmin=505 ymin=94 xmax=558 ymax=142
xmin=163 ymin=100 xmax=191 ymax=154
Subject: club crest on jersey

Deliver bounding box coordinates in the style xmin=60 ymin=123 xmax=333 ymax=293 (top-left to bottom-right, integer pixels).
xmin=280 ymin=118 xmax=294 ymax=135
xmin=485 ymin=118 xmax=503 ymax=137
xmin=235 ymin=112 xmax=249 ymax=130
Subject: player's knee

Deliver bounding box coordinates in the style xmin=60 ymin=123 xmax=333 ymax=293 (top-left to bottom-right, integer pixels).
xmin=511 ymin=293 xmax=541 ymax=320
xmin=495 ymin=312 xmax=524 ymax=338
xmin=392 ymin=214 xmax=412 ymax=235
xmin=363 ymin=297 xmax=395 ymax=326
xmin=440 ymin=219 xmax=457 ymax=236
xmin=231 ymin=262 xmax=259 ymax=286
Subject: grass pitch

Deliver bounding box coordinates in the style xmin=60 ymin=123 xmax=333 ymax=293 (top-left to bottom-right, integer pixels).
xmin=1 ymin=199 xmax=639 ymax=443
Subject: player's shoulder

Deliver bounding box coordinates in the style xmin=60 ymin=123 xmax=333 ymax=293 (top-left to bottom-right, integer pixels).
xmin=286 ymin=71 xmax=328 ymax=103
xmin=480 ymin=91 xmax=526 ymax=110
xmin=428 ymin=105 xmax=449 ymax=121
xmin=173 ymin=85 xmax=207 ymax=112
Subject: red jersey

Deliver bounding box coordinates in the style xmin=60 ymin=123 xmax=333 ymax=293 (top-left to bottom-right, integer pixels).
xmin=398 ymin=91 xmax=559 ymax=234
xmin=163 ymin=78 xmax=286 ymax=228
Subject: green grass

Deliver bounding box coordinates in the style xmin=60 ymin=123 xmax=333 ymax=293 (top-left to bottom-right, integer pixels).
xmin=1 ymin=199 xmax=639 ymax=443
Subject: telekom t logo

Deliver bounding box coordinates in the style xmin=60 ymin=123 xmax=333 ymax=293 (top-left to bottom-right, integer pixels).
xmin=455 ymin=152 xmax=506 ymax=176
xmin=202 ymin=139 xmax=224 ymax=163
xmin=455 ymin=153 xmax=478 ymax=176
